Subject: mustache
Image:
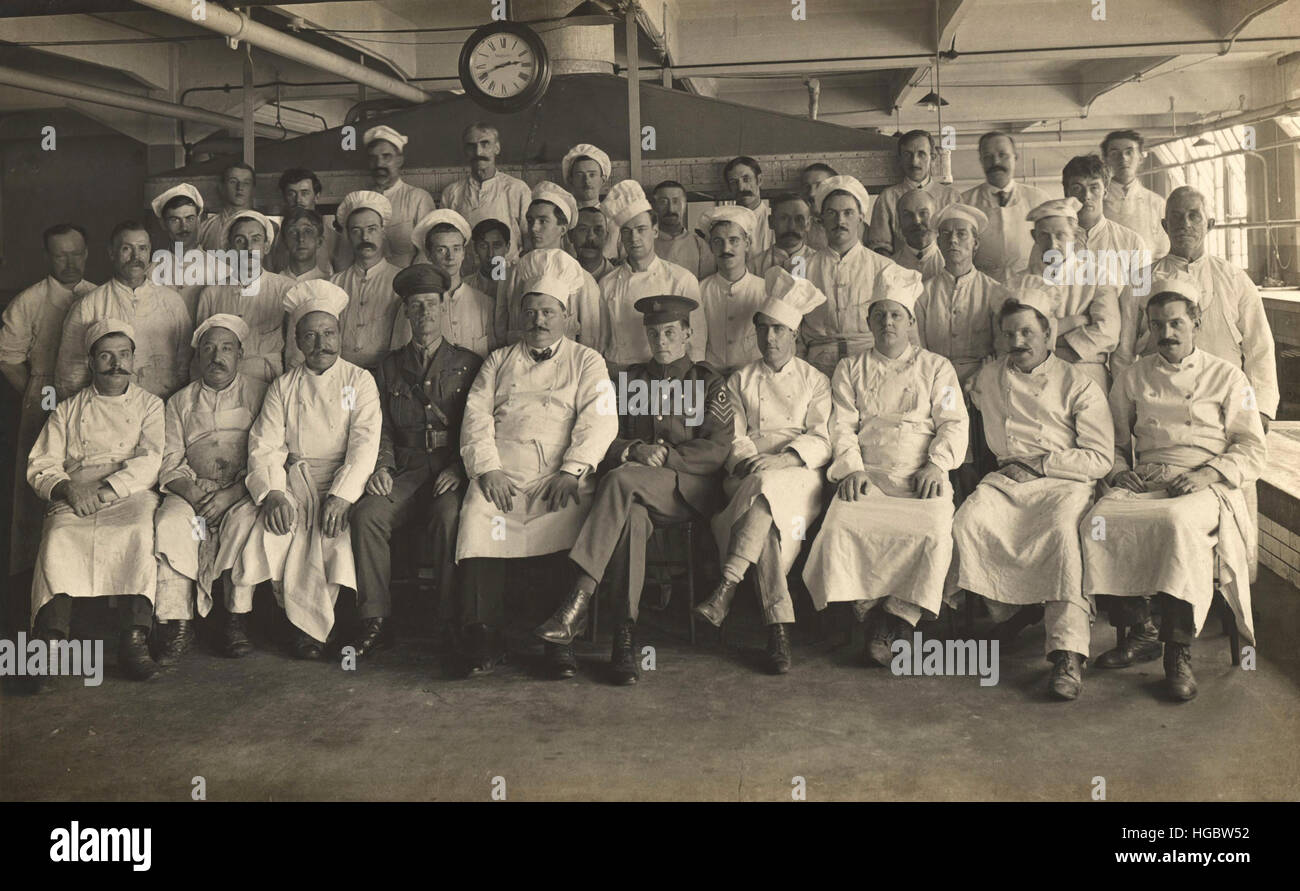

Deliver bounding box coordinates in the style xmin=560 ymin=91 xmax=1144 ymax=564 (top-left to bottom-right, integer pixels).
xmin=472 ymin=155 xmax=491 ymax=163
xmin=1011 ymin=346 xmax=1031 ymax=353
xmin=308 ymin=348 xmax=337 ymax=356
xmin=357 ymin=241 xmax=378 ymax=250
xmin=661 ymin=211 xmax=679 ymax=219
xmin=719 ymin=252 xmax=735 ymax=259
xmin=104 ymin=368 xmax=131 ymax=375
xmin=1158 ymin=338 xmax=1179 ymax=346
xmin=986 ymin=164 xmax=1008 ymax=173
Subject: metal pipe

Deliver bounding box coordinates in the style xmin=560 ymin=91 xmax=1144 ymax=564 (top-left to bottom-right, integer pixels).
xmin=130 ymin=0 xmax=431 ymax=103
xmin=1140 ymin=137 xmax=1300 ymax=173
xmin=0 ymin=63 xmax=285 ymax=138
xmin=242 ymin=48 xmax=255 ymax=166
xmin=626 ymin=3 xmax=642 ymax=182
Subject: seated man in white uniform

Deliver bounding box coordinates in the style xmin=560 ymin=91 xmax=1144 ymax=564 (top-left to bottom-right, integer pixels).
xmin=953 ymin=289 xmax=1114 ymax=701
xmin=230 ymin=280 xmax=382 ymax=659
xmin=802 ymin=266 xmax=968 ymax=667
xmin=694 ymin=270 xmax=832 ymax=674
xmin=456 ymin=251 xmax=618 ymax=676
xmin=698 ymin=205 xmax=768 ymax=374
xmin=27 ymin=320 xmax=166 ymax=682
xmin=153 ymin=314 xmax=269 ymax=663
xmin=1081 ymin=276 xmax=1265 ymax=701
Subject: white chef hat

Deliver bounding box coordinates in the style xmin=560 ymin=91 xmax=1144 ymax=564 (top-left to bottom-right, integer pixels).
xmin=85 ymin=318 xmax=136 ymax=355
xmin=1007 ymin=280 xmax=1060 ymax=337
xmin=562 ymin=143 xmax=611 ymax=183
xmin=284 ymin=279 xmax=350 ymax=331
xmin=363 ymin=125 xmax=408 ymax=152
xmin=932 ymin=202 xmax=988 ymax=232
xmin=150 ymin=183 xmax=204 ymax=220
xmin=530 ymin=181 xmax=579 ymax=227
xmin=517 ymin=248 xmax=584 ymax=309
xmin=812 ymin=175 xmax=870 ymax=215
xmin=338 ymin=190 xmax=393 ymax=228
xmin=222 ymin=209 xmax=277 ymax=246
xmin=1148 ymin=272 xmax=1202 ymax=307
xmin=1026 ymin=196 xmax=1082 ymax=224
xmin=868 ymin=264 xmax=925 ymax=316
xmin=191 ymin=312 xmax=251 ymax=348
xmin=601 ymin=179 xmax=653 ymax=230
xmin=700 ymin=205 xmax=758 ymax=243
xmin=759 ymin=267 xmax=827 ymax=330
xmin=411 ymin=209 xmax=472 ymax=250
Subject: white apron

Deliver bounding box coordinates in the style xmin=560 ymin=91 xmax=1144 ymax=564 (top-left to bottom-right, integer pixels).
xmin=954 ymin=472 xmax=1094 ymax=605
xmin=455 ymin=436 xmax=599 ymax=561
xmin=1081 ymin=468 xmax=1255 ymax=643
xmin=154 ymin=405 xmax=257 ymax=616
xmin=802 ymin=472 xmax=956 ymax=616
xmin=711 ymin=466 xmax=826 ymax=576
xmin=232 ymin=456 xmax=355 ymax=642
xmin=30 ymin=462 xmax=159 ymax=623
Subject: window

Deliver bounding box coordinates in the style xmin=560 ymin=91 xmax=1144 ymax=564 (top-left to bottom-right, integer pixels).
xmin=1151 ymin=125 xmax=1251 ymax=269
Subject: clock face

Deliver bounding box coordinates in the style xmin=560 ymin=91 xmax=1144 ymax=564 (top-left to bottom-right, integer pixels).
xmin=468 ymin=32 xmax=538 ymax=100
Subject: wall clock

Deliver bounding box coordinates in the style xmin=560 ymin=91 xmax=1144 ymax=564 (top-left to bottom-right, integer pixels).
xmin=458 ymin=21 xmax=553 ymax=113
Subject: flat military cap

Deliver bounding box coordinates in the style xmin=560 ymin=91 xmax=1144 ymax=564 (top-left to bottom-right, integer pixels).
xmin=393 ymin=263 xmax=451 ymax=299
xmin=634 ymin=294 xmax=698 ymax=325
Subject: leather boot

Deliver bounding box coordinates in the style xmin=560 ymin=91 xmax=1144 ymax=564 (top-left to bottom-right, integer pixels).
xmin=1095 ymin=618 xmax=1161 ymax=669
xmin=609 ymin=621 xmax=639 ymax=686
xmin=694 ymin=579 xmax=738 ymax=628
xmin=546 ymin=642 xmax=578 ymax=679
xmin=533 ymin=587 xmax=592 ymax=644
xmin=866 ymin=610 xmax=901 ymax=667
xmin=1163 ymin=642 xmax=1197 ymax=701
xmin=224 ymin=612 xmax=254 ymax=658
xmin=154 ymin=620 xmax=194 ymax=667
xmin=30 ymin=630 xmax=69 ymax=693
xmin=459 ymin=624 xmax=505 ymax=677
xmin=350 ymin=616 xmax=394 ymax=657
xmin=291 ymin=628 xmax=324 ymax=661
xmin=120 ymin=627 xmax=160 ymax=680
xmin=765 ymin=623 xmax=792 ymax=675
xmin=992 ymin=603 xmax=1045 ymax=644
xmin=1048 ymin=650 xmax=1084 ymax=701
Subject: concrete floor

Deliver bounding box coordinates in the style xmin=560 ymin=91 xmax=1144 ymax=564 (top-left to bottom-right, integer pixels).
xmin=2 ymin=570 xmax=1297 ymax=802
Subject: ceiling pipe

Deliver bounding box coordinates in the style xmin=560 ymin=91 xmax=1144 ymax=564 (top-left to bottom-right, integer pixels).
xmin=0 ymin=63 xmax=288 ymax=138
xmin=129 ymin=0 xmax=432 ymax=104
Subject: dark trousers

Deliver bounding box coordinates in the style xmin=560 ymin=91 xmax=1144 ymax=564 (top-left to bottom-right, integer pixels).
xmin=35 ymin=593 xmax=153 ymax=637
xmin=351 ymin=472 xmax=462 ymax=624
xmin=1099 ymin=593 xmax=1196 ymax=646
xmin=459 ymin=551 xmax=574 ymax=632
xmin=568 ymin=464 xmax=697 ymax=625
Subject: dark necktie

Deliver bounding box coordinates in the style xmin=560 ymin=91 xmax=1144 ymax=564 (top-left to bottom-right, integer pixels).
xmin=997 ymin=190 xmax=1010 ymax=207
xmin=531 ymin=347 xmax=553 ymax=362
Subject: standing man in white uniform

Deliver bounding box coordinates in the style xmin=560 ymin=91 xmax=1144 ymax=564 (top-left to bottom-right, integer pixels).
xmin=962 ymin=131 xmax=1052 ymax=282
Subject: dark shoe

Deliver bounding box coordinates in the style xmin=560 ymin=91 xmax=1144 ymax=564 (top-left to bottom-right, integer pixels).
xmin=1095 ymin=618 xmax=1161 ymax=669
xmin=694 ymin=579 xmax=738 ymax=628
xmin=30 ymin=630 xmax=68 ymax=693
xmin=610 ymin=621 xmax=639 ymax=686
xmin=1048 ymin=650 xmax=1084 ymax=701
xmin=350 ymin=616 xmax=394 ymax=657
xmin=866 ymin=611 xmax=903 ymax=667
xmin=154 ymin=620 xmax=194 ymax=666
xmin=765 ymin=623 xmax=792 ymax=675
xmin=224 ymin=613 xmax=254 ymax=658
xmin=992 ymin=604 xmax=1045 ymax=644
xmin=120 ymin=628 xmax=160 ymax=680
xmin=546 ymin=642 xmax=578 ymax=679
xmin=459 ymin=624 xmax=504 ymax=677
xmin=1163 ymin=643 xmax=1197 ymax=701
xmin=534 ymin=587 xmax=593 ymax=645
xmin=291 ymin=629 xmax=324 ymax=661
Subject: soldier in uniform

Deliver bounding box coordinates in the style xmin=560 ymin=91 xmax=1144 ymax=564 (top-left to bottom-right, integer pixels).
xmin=350 ymin=265 xmax=482 ymax=656
xmin=535 ymin=295 xmax=734 ymax=685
